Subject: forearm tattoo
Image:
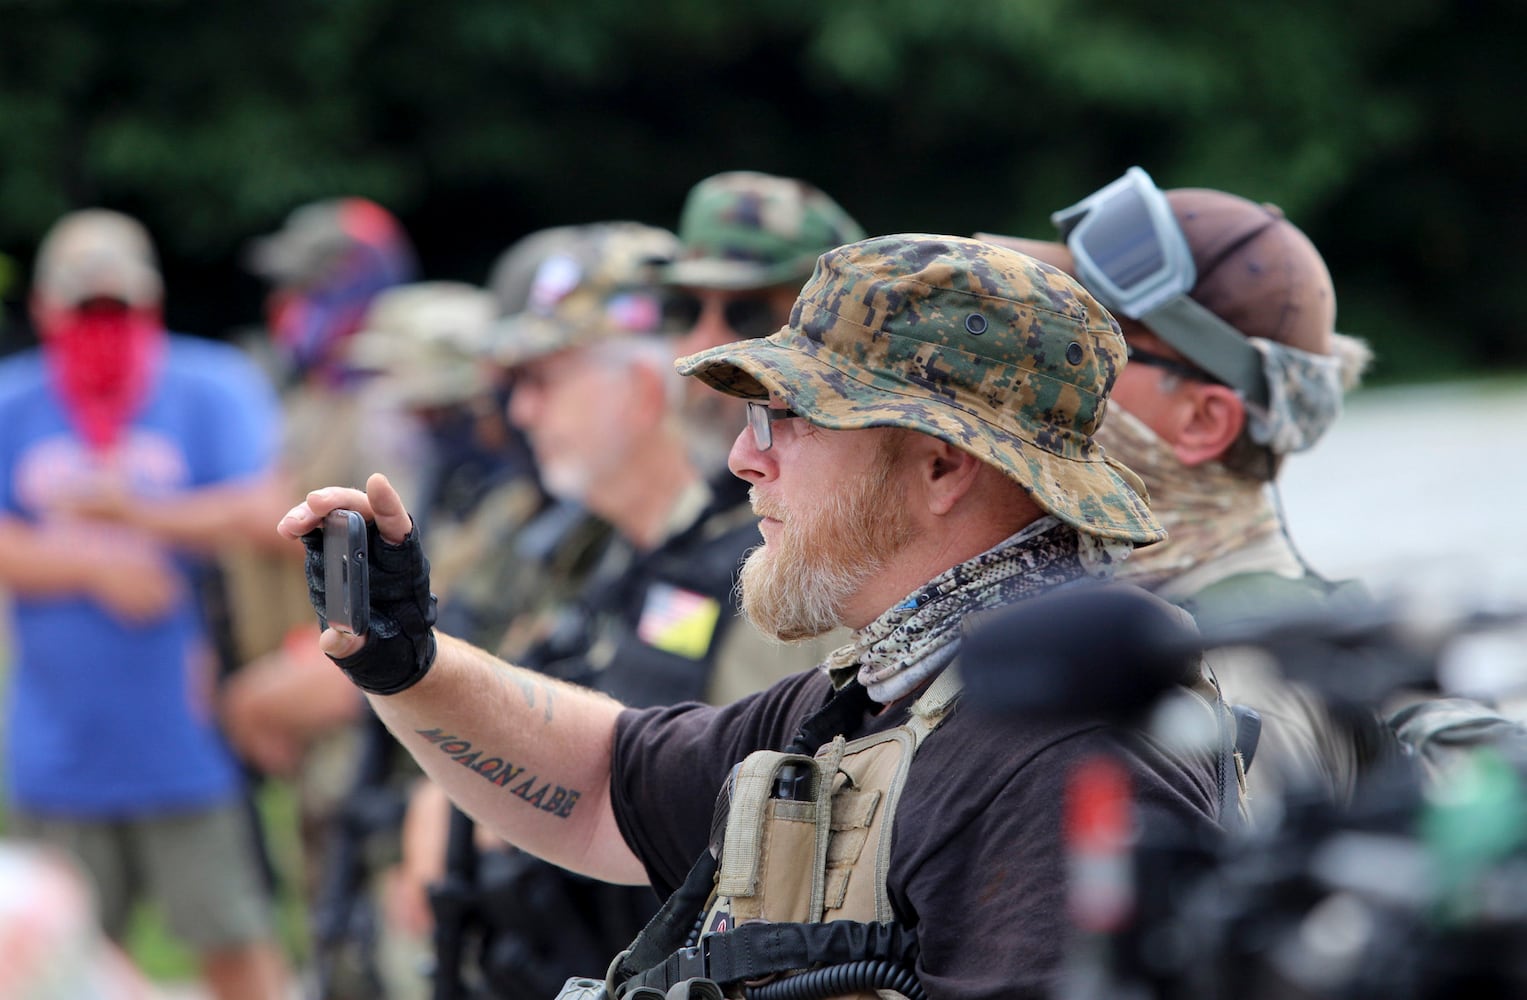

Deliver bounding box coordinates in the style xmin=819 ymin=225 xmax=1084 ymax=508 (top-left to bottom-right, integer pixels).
xmin=415 ymin=728 xmax=580 ymax=818
xmin=505 ymin=671 xmax=555 ymax=723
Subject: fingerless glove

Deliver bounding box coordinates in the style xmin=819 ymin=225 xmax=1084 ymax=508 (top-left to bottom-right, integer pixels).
xmin=302 ymin=519 xmax=438 ymax=694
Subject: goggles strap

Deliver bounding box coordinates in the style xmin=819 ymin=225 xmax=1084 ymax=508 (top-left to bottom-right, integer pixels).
xmin=1139 ymin=296 xmax=1270 ymax=408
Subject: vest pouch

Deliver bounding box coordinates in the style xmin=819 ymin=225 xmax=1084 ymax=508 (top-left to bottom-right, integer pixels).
xmin=715 ymin=742 xmax=846 ymax=924
xmin=821 ymin=728 xmax=917 ymax=923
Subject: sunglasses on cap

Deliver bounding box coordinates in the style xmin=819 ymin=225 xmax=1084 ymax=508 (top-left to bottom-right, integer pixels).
xmin=1052 ymin=167 xmax=1269 ymax=408
xmin=662 ymin=292 xmax=782 ymax=340
xmin=746 ymin=401 xmax=799 ymax=451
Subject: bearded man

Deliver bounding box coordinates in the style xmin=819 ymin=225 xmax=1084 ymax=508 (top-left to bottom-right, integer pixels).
xmin=277 ymin=234 xmax=1232 ymax=1000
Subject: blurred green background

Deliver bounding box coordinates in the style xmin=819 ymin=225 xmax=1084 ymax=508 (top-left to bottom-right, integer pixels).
xmin=0 ymin=0 xmax=1522 ymax=382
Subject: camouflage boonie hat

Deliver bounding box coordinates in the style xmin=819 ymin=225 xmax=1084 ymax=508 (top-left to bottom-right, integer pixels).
xmin=664 ymin=171 xmax=865 ymax=292
xmin=347 ymin=282 xmax=497 ymax=407
xmin=488 ymin=222 xmax=679 ymax=368
xmin=677 ymin=234 xmax=1165 ymax=544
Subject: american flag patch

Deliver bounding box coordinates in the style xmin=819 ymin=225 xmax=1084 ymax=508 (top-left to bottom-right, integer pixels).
xmin=637 ymin=583 xmax=722 ymax=659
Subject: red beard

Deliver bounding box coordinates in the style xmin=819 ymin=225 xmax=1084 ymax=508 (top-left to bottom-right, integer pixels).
xmin=39 ymin=302 xmax=165 ymax=452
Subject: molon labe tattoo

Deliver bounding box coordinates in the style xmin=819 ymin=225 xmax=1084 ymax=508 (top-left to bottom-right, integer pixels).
xmin=415 ymin=728 xmax=580 ymax=818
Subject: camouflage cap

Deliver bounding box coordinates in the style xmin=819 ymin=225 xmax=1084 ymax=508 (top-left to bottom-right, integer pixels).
xmin=346 ymin=281 xmax=497 ymax=407
xmin=664 ymin=171 xmax=865 ymax=292
xmin=677 ymin=234 xmax=1165 ymax=544
xmin=488 ymin=222 xmax=679 ymax=368
xmin=33 ymin=209 xmax=163 ymax=309
xmin=485 ymin=225 xmax=587 ymax=316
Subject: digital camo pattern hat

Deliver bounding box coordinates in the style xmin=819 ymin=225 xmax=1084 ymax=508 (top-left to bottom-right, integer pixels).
xmin=677 ymin=234 xmax=1165 ymax=544
xmin=664 ymin=171 xmax=865 ymax=291
xmin=488 ymin=222 xmax=679 ymax=368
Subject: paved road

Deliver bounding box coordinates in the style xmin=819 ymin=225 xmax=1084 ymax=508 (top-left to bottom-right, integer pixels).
xmin=1277 ymin=378 xmax=1527 ymax=595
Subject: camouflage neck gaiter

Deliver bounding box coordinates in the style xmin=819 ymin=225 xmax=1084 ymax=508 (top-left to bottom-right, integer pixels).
xmin=1096 ymin=405 xmax=1279 ymax=591
xmin=826 ymin=516 xmax=1131 ymax=704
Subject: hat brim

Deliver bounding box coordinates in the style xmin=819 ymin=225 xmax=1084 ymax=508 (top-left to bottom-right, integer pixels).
xmin=244 ymin=232 xmax=308 ymax=283
xmin=375 ymin=368 xmax=488 ymax=409
xmin=487 ymin=313 xmax=579 ymax=368
xmin=677 ymin=334 xmax=1164 ymax=545
xmin=663 ymin=257 xmax=809 ymax=292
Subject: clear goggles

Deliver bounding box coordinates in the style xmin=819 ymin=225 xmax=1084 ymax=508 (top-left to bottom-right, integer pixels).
xmin=1052 ymin=166 xmax=1270 ymax=408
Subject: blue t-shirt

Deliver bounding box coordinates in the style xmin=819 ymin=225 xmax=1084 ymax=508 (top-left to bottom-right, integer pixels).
xmin=0 ymin=335 xmax=280 ymax=816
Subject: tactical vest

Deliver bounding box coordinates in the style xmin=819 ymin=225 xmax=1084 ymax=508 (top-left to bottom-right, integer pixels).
xmin=610 ymin=659 xmax=1245 ymax=1000
xmin=1181 ymin=569 xmax=1370 ymax=630
xmin=1185 ymin=569 xmax=1393 ymax=790
xmin=611 ymin=676 xmax=956 ymax=1000
xmin=534 ymin=500 xmax=761 ymax=709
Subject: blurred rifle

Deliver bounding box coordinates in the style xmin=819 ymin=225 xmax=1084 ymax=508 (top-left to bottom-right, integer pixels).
xmin=962 ymin=583 xmax=1527 ymax=1000
xmin=310 ymin=708 xmax=409 ymax=1000
xmin=427 ymin=805 xmax=656 ymax=1000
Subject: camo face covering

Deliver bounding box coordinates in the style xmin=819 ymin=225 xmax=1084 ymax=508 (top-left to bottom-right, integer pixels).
xmin=1244 ymin=337 xmax=1344 ymax=454
xmin=825 ymin=517 xmax=1132 ymax=703
xmin=1095 ymin=404 xmax=1279 ymax=592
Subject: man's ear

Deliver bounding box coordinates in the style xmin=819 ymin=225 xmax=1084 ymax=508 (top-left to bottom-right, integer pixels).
xmin=1172 ymin=384 xmax=1246 ymax=466
xmin=911 ymin=436 xmax=985 ymax=516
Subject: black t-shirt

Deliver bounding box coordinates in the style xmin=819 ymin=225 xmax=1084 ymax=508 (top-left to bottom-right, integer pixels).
xmin=610 ymin=668 xmax=1222 ymax=1000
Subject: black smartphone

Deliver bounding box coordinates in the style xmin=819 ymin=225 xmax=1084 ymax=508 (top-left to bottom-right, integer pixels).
xmin=323 ymin=508 xmax=370 ymax=636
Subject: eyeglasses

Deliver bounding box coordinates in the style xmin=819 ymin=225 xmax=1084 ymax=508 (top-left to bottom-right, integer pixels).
xmin=746 ymin=401 xmax=799 ymax=451
xmin=1125 ymin=345 xmax=1219 ymax=385
xmin=1052 ymin=167 xmax=1269 ymax=407
xmin=663 ymin=292 xmax=782 ymax=340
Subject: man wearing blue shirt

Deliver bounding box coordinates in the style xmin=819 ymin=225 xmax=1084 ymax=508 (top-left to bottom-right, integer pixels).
xmin=0 ymin=209 xmax=291 ymax=1000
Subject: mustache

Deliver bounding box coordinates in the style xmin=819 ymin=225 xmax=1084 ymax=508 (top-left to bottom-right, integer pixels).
xmin=749 ymin=487 xmax=787 ymax=523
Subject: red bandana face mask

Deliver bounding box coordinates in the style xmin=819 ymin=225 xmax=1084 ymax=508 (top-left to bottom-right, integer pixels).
xmin=38 ymin=301 xmax=165 ymax=452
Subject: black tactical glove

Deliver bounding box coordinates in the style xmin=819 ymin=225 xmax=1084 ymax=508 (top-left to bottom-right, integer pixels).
xmin=302 ymin=517 xmax=438 ymax=695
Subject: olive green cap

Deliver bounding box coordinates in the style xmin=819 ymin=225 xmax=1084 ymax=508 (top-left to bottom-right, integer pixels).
xmin=664 ymin=171 xmax=864 ymax=291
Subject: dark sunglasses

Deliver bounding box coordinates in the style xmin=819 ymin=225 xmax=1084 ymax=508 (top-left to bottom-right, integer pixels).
xmin=1125 ymin=345 xmax=1220 ymax=385
xmin=662 ymin=293 xmax=782 ymax=340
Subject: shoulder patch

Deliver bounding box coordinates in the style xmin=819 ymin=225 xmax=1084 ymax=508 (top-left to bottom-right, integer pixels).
xmin=637 ymin=582 xmax=723 ymax=659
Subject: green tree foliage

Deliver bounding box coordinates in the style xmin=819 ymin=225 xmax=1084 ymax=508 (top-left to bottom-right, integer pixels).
xmin=0 ymin=0 xmax=1520 ymax=380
